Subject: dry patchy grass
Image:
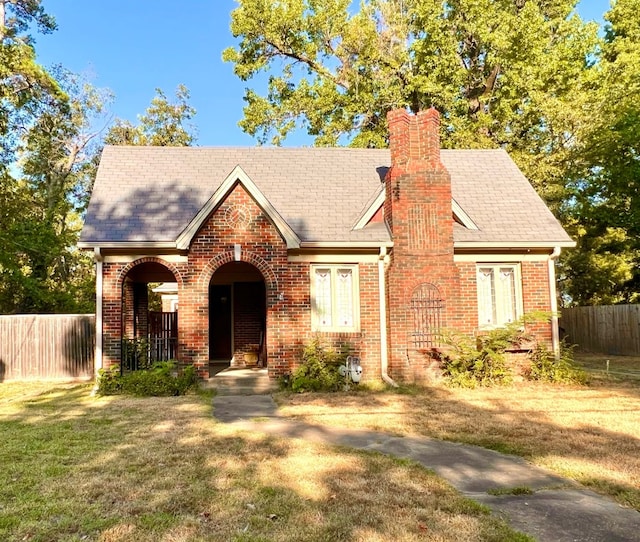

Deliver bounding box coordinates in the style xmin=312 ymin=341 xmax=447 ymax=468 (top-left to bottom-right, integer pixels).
xmin=574 ymin=352 xmax=640 ymax=381
xmin=0 ymin=382 xmax=527 ymax=542
xmin=276 ymin=379 xmax=640 ymax=510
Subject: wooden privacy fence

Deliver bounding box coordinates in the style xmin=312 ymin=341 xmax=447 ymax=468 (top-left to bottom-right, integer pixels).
xmin=0 ymin=314 xmax=95 ymax=381
xmin=561 ymin=305 xmax=640 ymax=355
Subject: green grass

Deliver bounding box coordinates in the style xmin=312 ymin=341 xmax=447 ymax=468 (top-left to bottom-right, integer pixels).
xmin=573 ymin=352 xmax=640 ymax=381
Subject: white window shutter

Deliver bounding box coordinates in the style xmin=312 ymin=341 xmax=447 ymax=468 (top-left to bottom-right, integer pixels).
xmin=498 ymin=267 xmax=516 ymax=324
xmin=477 ymin=267 xmax=496 ymax=326
xmin=336 ymin=268 xmax=354 ymax=327
xmin=315 ymin=268 xmax=332 ymax=327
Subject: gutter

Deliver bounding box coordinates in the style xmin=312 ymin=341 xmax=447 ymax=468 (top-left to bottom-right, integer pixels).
xmin=302 ymin=240 xmax=394 ymax=249
xmin=378 ymin=247 xmax=398 ymax=388
xmin=454 ymin=241 xmax=576 ymax=250
xmin=548 ymin=246 xmax=562 ymax=358
xmin=78 ymin=241 xmax=177 ymax=250
xmin=94 ymin=247 xmax=104 ymax=384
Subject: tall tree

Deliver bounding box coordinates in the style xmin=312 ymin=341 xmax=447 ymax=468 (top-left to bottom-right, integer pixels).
xmin=224 ymin=0 xmax=598 ymax=206
xmin=0 ymin=68 xmax=110 ymax=313
xmin=226 ymin=0 xmax=626 ymax=307
xmin=105 ymin=85 xmax=197 ymax=146
xmin=0 ymin=0 xmax=61 ymax=166
xmin=559 ymin=0 xmax=640 ymax=305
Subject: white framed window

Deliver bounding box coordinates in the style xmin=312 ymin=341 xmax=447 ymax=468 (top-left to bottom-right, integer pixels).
xmin=311 ymin=265 xmax=360 ymax=332
xmin=476 ymin=264 xmax=523 ymax=328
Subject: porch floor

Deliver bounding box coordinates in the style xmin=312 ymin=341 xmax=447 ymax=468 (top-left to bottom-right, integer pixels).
xmin=202 ymin=366 xmax=276 ymax=395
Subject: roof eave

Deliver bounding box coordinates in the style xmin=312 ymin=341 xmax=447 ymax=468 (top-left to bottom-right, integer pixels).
xmin=300 ymin=241 xmax=394 ymax=249
xmin=77 ymin=241 xmax=178 ymax=250
xmin=454 ymin=240 xmax=576 ymax=250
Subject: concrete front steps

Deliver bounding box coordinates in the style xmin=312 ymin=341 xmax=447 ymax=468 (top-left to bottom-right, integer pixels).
xmin=203 ymin=366 xmax=277 ymax=395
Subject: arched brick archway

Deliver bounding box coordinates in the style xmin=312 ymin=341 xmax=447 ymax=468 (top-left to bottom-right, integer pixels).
xmin=117 ymin=258 xmax=185 ymax=369
xmin=117 ymin=257 xmax=185 ymax=289
xmin=197 ymin=250 xmax=278 ymax=297
xmin=198 ymin=250 xmax=278 ymax=371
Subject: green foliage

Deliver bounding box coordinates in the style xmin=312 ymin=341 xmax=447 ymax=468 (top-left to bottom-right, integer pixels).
xmin=0 ymin=5 xmax=106 ymax=314
xmin=558 ymin=0 xmax=640 ymax=305
xmin=95 ymin=365 xmax=124 ymax=395
xmin=440 ymin=320 xmax=533 ymax=388
xmin=96 ymin=362 xmax=198 ymax=397
xmin=527 ymin=342 xmax=588 ymax=384
xmin=122 ymin=337 xmax=152 ymax=371
xmin=223 ymin=0 xmax=640 ymax=306
xmin=224 ymin=0 xmax=598 ymax=189
xmin=0 ymin=0 xmax=60 ymax=165
xmin=287 ymin=338 xmax=346 ymax=393
xmin=104 ymin=85 xmax=196 ymax=146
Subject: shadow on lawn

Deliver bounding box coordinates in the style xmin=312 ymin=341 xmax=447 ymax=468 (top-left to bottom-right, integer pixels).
xmin=276 ymin=378 xmax=640 ymax=511
xmin=0 ymin=385 xmax=508 ymax=542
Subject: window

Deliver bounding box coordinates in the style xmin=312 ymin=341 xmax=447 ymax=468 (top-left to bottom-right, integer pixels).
xmin=311 ymin=265 xmax=359 ymax=332
xmin=476 ymin=264 xmax=523 ymax=328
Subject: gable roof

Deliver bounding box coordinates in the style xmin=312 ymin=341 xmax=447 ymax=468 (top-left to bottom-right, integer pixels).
xmin=175 ymin=165 xmax=301 ymax=249
xmin=79 ymin=145 xmax=573 ymax=250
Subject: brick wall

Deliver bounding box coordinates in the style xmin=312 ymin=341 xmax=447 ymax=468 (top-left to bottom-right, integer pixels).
xmin=102 ymin=258 xmax=187 ymax=371
xmin=288 ymin=261 xmax=382 ymax=382
xmin=179 ymin=184 xmax=290 ymax=377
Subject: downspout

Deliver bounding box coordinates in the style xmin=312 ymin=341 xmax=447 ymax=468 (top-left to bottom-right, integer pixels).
xmin=94 ymin=247 xmax=104 ymax=379
xmin=548 ymin=246 xmax=562 ymax=359
xmin=378 ymin=247 xmax=398 ymax=387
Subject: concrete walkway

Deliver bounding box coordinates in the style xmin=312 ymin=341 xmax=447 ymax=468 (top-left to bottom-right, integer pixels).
xmin=213 ymin=394 xmax=640 ymax=542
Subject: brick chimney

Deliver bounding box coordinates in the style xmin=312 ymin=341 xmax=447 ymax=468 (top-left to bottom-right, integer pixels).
xmin=385 ymin=107 xmax=450 ymax=249
xmin=384 ymin=108 xmax=460 ymax=382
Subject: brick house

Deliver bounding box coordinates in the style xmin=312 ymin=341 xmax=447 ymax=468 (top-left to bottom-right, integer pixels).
xmin=79 ymin=109 xmax=574 ymax=382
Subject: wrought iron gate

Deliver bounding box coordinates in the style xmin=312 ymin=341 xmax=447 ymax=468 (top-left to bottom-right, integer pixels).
xmin=409 ymin=283 xmax=444 ymax=349
xmin=122 ymin=311 xmax=178 ymax=372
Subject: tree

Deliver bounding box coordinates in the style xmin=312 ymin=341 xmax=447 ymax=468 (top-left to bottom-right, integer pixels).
xmin=0 ymin=0 xmax=61 ymax=166
xmin=0 ymin=4 xmax=198 ymax=314
xmin=0 ymin=68 xmax=110 ymax=313
xmin=228 ymin=1 xmax=640 ymax=306
xmin=105 ymin=85 xmax=197 ymax=146
xmin=224 ymin=0 xmax=599 ymax=209
xmin=559 ymin=0 xmax=640 ymax=305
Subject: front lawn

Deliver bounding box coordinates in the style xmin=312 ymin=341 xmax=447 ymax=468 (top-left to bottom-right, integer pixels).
xmin=0 ymin=382 xmax=527 ymax=542
xmin=276 ymin=376 xmax=640 ymax=511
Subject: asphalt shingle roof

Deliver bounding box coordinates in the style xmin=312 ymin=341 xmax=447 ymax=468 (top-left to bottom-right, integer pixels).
xmin=80 ymin=145 xmax=572 ymax=247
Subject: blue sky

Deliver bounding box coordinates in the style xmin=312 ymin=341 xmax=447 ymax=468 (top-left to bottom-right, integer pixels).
xmin=36 ymin=0 xmax=612 ymax=147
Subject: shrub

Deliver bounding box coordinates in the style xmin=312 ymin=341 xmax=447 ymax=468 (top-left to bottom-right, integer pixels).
xmin=440 ymin=320 xmax=533 ymax=388
xmin=97 ymin=362 xmax=198 ymax=396
xmin=287 ymin=338 xmax=346 ymax=393
xmin=527 ymin=342 xmax=588 ymax=384
xmin=96 ymin=365 xmax=123 ymax=395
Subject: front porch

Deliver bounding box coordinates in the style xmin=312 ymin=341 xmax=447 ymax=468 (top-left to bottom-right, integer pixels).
xmin=118 ymin=259 xmax=269 ymax=376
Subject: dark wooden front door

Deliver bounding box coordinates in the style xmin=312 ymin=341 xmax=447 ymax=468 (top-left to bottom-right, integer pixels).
xmin=209 ymin=284 xmax=232 ymax=359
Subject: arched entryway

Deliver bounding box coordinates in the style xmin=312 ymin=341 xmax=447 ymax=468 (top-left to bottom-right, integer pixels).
xmin=209 ymin=261 xmax=266 ymax=374
xmin=121 ymin=260 xmax=180 ymax=371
